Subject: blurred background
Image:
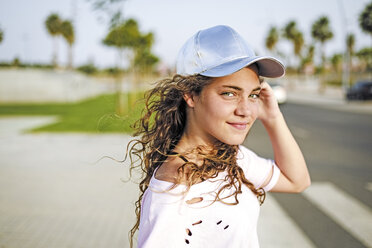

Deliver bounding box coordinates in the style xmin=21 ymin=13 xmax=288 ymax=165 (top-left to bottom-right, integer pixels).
xmin=0 ymin=0 xmax=371 ymax=247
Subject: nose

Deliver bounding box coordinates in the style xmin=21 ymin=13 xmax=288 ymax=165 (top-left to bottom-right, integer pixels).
xmin=234 ymin=97 xmax=255 ymax=117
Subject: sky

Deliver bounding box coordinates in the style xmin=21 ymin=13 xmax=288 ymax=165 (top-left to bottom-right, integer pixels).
xmin=0 ymin=0 xmax=371 ymax=69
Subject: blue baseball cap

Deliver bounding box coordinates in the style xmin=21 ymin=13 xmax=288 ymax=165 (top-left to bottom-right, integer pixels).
xmin=176 ymin=25 xmax=285 ymax=78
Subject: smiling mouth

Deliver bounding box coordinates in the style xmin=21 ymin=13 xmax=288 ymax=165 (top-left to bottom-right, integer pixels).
xmin=227 ymin=122 xmax=248 ymax=130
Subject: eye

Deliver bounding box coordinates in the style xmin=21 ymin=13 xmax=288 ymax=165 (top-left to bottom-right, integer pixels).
xmin=221 ymin=92 xmax=235 ymax=97
xmin=249 ymin=93 xmax=260 ymax=99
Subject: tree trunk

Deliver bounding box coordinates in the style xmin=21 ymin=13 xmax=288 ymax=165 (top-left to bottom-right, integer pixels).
xmin=320 ymin=43 xmax=326 ymax=68
xmin=67 ymin=43 xmax=73 ymax=70
xmin=116 ymin=48 xmax=126 ymax=116
xmin=52 ymin=37 xmax=58 ymax=68
xmin=319 ymin=43 xmax=326 ymax=94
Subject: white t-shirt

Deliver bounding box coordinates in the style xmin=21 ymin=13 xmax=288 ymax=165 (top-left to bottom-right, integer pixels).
xmin=137 ymin=145 xmax=281 ymax=248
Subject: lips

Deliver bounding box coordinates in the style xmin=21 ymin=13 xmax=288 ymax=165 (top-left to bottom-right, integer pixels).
xmin=227 ymin=122 xmax=248 ymax=130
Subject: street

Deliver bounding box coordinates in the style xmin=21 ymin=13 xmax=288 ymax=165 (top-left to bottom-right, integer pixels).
xmin=245 ymin=102 xmax=372 ymax=248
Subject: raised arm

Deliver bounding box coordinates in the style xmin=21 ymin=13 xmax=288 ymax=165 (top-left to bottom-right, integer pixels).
xmin=258 ymin=82 xmax=311 ymax=193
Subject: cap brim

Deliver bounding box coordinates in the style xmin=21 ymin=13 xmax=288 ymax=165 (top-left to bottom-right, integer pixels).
xmin=199 ymin=56 xmax=285 ymax=78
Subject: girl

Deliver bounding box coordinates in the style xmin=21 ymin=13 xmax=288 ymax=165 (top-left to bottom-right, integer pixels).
xmin=127 ymin=25 xmax=310 ymax=247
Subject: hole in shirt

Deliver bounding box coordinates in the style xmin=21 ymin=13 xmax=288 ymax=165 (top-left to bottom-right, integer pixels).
xmin=192 ymin=220 xmax=202 ymax=225
xmin=224 ymin=225 xmax=229 ymax=230
xmin=185 ymin=239 xmax=190 ymax=244
xmin=217 ymin=220 xmax=222 ymax=225
xmin=186 ymin=228 xmax=192 ymax=236
xmin=186 ymin=197 xmax=203 ymax=204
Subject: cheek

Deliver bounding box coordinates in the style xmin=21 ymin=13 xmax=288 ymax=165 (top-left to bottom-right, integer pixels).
xmin=199 ymin=95 xmax=229 ymax=116
xmin=249 ymin=101 xmax=260 ymax=119
xmin=208 ymin=101 xmax=235 ymax=122
xmin=195 ymin=102 xmax=232 ymax=131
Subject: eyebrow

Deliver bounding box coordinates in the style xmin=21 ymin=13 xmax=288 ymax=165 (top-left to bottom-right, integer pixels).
xmin=222 ymin=85 xmax=261 ymax=91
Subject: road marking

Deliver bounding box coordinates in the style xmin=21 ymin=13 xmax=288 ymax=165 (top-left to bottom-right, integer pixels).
xmin=258 ymin=196 xmax=316 ymax=248
xmin=365 ymin=182 xmax=372 ymax=192
xmin=303 ymin=182 xmax=372 ymax=247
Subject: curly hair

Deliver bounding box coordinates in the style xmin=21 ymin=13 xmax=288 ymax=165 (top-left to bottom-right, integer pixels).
xmin=126 ymin=74 xmax=265 ymax=247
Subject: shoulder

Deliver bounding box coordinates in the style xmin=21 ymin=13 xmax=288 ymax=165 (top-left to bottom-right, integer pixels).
xmin=237 ymin=145 xmax=273 ymax=166
xmin=236 ymin=145 xmax=275 ymax=182
xmin=237 ymin=145 xmax=257 ymax=161
xmin=154 ymin=156 xmax=185 ymax=183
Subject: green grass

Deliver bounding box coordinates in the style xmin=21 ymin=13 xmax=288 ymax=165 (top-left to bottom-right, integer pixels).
xmin=0 ymin=92 xmax=146 ymax=133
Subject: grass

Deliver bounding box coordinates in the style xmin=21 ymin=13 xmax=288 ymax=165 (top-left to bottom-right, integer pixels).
xmin=0 ymin=92 xmax=146 ymax=133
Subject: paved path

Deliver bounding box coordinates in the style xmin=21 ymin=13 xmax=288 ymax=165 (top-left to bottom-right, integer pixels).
xmin=0 ymin=117 xmax=138 ymax=248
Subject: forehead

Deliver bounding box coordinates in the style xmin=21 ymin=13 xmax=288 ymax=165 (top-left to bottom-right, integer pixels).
xmin=206 ymin=66 xmax=261 ymax=90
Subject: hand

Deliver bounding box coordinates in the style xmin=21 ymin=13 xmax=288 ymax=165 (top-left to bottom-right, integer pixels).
xmin=258 ymin=81 xmax=282 ymax=124
xmin=257 ymin=82 xmax=311 ymax=193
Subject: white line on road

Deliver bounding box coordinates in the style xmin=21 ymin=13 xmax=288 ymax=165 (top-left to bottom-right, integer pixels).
xmin=303 ymin=182 xmax=372 ymax=247
xmin=258 ymin=196 xmax=316 ymax=248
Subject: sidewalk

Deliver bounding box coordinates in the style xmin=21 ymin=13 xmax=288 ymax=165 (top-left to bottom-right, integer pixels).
xmin=0 ymin=117 xmax=138 ymax=248
xmin=287 ymin=87 xmax=372 ymax=115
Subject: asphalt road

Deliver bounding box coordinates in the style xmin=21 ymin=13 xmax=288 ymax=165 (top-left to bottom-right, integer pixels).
xmin=244 ymin=102 xmax=372 ymax=248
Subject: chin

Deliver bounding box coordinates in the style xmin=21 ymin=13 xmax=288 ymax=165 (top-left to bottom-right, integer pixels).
xmin=225 ymin=141 xmax=244 ymax=146
xmin=219 ymin=136 xmax=246 ymax=146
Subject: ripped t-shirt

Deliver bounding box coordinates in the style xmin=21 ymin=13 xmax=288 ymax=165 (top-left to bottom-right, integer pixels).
xmin=137 ymin=145 xmax=280 ymax=248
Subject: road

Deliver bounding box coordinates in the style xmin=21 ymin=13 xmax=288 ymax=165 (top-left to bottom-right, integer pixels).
xmin=245 ymin=102 xmax=372 ymax=248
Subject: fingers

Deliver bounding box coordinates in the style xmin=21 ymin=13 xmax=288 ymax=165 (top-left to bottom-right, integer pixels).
xmin=258 ymin=81 xmax=281 ymax=120
xmin=259 ymin=82 xmax=275 ymax=101
xmin=260 ymin=81 xmax=270 ymax=88
xmin=259 ymin=81 xmax=273 ymax=95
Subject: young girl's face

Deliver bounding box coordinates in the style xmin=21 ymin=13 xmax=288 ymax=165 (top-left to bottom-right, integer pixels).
xmin=189 ymin=65 xmax=261 ymax=145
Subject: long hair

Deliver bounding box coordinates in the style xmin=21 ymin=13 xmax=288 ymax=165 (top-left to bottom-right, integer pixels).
xmin=126 ymin=74 xmax=265 ymax=247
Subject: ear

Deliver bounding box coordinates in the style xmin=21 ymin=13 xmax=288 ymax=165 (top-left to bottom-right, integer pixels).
xmin=183 ymin=93 xmax=196 ymax=108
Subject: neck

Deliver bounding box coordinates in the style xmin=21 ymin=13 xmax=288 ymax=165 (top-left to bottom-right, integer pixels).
xmin=176 ymin=115 xmax=216 ymax=149
xmin=174 ymin=126 xmax=217 ymax=167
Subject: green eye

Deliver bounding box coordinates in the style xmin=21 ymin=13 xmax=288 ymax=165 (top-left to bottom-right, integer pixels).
xmin=222 ymin=92 xmax=235 ymax=97
xmin=249 ymin=93 xmax=260 ymax=99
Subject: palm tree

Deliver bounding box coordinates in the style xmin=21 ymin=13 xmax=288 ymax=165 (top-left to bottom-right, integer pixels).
xmin=359 ymin=1 xmax=372 ymax=40
xmin=346 ymin=33 xmax=355 ymax=74
xmin=301 ymin=45 xmax=315 ymax=73
xmin=356 ymin=47 xmax=372 ymax=70
xmin=60 ymin=20 xmax=75 ymax=69
xmin=293 ymin=32 xmax=304 ymax=58
xmin=45 ymin=13 xmax=62 ymax=67
xmin=311 ymin=16 xmax=334 ymax=67
xmin=331 ymin=53 xmax=343 ymax=72
xmin=346 ymin=33 xmax=355 ymax=56
xmin=283 ymin=20 xmax=304 ymax=68
xmin=265 ymin=26 xmax=279 ymax=53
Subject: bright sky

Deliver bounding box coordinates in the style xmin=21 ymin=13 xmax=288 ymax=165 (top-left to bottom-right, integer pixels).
xmin=0 ymin=0 xmax=371 ymax=69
